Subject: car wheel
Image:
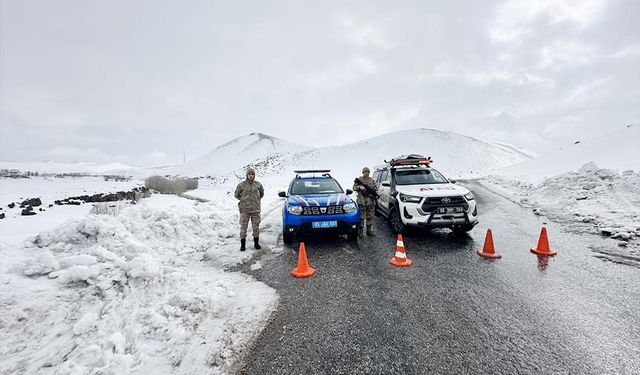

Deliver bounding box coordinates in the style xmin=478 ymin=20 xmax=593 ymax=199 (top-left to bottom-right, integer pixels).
xmin=283 ymin=230 xmax=293 ymax=245
xmin=388 ymin=206 xmax=405 ymax=234
xmin=374 ymin=203 xmax=382 ymax=217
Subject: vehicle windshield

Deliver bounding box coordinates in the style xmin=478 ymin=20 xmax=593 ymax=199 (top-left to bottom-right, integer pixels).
xmin=290 ymin=178 xmax=343 ymax=195
xmin=395 ymin=168 xmax=449 ymax=185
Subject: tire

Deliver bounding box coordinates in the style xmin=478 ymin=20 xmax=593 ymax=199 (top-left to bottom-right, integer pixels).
xmin=346 ymin=229 xmax=358 ymax=242
xmin=283 ymin=230 xmax=293 ymax=245
xmin=374 ymin=203 xmax=382 ymax=217
xmin=388 ymin=206 xmax=406 ymax=234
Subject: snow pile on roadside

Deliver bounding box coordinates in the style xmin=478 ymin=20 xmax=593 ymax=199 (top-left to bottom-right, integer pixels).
xmin=0 ymin=195 xmax=278 ymax=374
xmin=483 ymin=162 xmax=640 ymax=249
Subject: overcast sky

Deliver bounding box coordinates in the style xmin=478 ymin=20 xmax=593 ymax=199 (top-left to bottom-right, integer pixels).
xmin=1 ymin=0 xmax=638 ymax=166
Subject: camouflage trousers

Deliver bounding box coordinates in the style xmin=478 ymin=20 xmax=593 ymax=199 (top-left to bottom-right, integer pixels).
xmin=240 ymin=212 xmax=261 ymax=239
xmin=359 ymin=203 xmax=376 ymax=227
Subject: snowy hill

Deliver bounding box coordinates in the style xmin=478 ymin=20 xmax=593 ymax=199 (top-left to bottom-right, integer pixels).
xmin=492 ymin=125 xmax=639 ymax=183
xmin=170 ymin=132 xmax=311 ymax=177
xmin=177 ymin=128 xmax=535 ymax=185
xmin=0 ymin=160 xmax=137 ymax=174
xmin=483 ymin=125 xmax=640 ymax=249
xmin=293 ymin=128 xmax=534 ymax=184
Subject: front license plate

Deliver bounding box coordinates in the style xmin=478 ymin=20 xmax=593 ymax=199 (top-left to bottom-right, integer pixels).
xmin=312 ymin=221 xmax=338 ymax=229
xmin=437 ymin=207 xmax=464 ymax=214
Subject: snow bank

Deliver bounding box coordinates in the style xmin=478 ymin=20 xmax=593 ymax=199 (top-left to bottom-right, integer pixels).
xmin=483 ymin=163 xmax=640 ymax=250
xmin=0 ymin=194 xmax=278 ymax=374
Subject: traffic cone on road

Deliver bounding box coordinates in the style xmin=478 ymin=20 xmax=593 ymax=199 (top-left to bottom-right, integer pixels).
xmin=530 ymin=227 xmax=557 ymax=256
xmin=390 ymin=234 xmax=412 ymax=267
xmin=477 ymin=229 xmax=501 ymax=259
xmin=291 ymin=242 xmax=316 ymax=278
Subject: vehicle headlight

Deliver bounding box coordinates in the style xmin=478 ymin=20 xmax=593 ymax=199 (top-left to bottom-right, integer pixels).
xmin=464 ymin=192 xmax=475 ymax=200
xmin=343 ymin=203 xmax=356 ymax=212
xmin=399 ymin=193 xmax=422 ymax=203
xmin=287 ymin=205 xmax=303 ymax=215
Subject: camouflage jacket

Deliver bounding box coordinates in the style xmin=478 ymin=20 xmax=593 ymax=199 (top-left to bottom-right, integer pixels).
xmin=353 ymin=176 xmax=377 ymax=206
xmin=234 ymin=179 xmax=264 ymax=213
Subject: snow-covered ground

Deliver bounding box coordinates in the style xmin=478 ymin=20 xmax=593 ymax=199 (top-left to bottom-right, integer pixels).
xmin=0 ymin=176 xmax=141 ymax=208
xmin=0 ymin=179 xmax=280 ymax=375
xmin=2 ymin=126 xmax=638 ymax=374
xmin=481 ymin=125 xmax=640 ymax=252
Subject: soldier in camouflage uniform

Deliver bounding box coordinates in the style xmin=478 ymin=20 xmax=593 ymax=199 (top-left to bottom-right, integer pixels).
xmin=234 ymin=168 xmax=264 ymax=251
xmin=353 ymin=167 xmax=378 ymax=237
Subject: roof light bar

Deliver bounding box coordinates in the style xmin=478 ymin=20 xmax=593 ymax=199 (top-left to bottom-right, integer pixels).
xmin=293 ymin=170 xmax=331 ymax=174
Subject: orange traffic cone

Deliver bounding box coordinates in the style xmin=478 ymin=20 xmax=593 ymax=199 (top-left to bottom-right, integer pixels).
xmin=530 ymin=227 xmax=557 ymax=256
xmin=390 ymin=234 xmax=412 ymax=267
xmin=477 ymin=229 xmax=501 ymax=258
xmin=291 ymin=242 xmax=316 ymax=278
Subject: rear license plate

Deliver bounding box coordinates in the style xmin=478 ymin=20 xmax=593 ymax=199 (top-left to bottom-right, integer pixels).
xmin=312 ymin=221 xmax=338 ymax=229
xmin=437 ymin=207 xmax=464 ymax=214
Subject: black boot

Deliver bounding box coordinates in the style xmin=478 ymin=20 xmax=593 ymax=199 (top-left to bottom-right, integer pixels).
xmin=366 ymin=225 xmax=376 ymax=237
xmin=254 ymin=237 xmax=261 ymax=250
xmin=240 ymin=239 xmax=246 ymax=251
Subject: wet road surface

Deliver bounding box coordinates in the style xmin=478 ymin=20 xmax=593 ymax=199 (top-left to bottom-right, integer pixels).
xmin=239 ymin=182 xmax=640 ymax=374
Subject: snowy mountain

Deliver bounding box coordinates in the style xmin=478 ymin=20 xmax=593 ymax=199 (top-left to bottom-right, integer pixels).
xmin=175 ymin=128 xmax=535 ymax=184
xmin=169 ymin=132 xmax=311 ymax=177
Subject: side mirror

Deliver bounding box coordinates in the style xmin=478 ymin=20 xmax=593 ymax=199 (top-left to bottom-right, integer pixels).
xmin=278 ymin=191 xmax=287 ymax=198
xmin=346 ymin=189 xmax=353 ymax=195
xmin=381 ymin=181 xmax=390 ymax=187
xmin=449 ymin=179 xmax=456 ymax=184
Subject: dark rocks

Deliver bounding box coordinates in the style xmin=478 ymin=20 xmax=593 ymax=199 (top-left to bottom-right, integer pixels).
xmin=8 ymin=203 xmax=15 ymax=209
xmin=54 ymin=186 xmax=151 ymax=205
xmin=21 ymin=206 xmax=36 ymax=216
xmin=20 ymin=198 xmax=42 ymax=207
xmin=0 ymin=213 xmax=5 ymax=219
xmin=48 ymin=204 xmax=53 ymax=208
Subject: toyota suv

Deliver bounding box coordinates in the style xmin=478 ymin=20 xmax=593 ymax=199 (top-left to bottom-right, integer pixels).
xmin=278 ymin=170 xmax=360 ymax=244
xmin=373 ymin=155 xmax=478 ymax=234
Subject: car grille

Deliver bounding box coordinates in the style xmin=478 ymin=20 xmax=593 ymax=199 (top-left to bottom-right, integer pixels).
xmin=302 ymin=205 xmax=344 ymax=215
xmin=421 ymin=196 xmax=469 ymax=212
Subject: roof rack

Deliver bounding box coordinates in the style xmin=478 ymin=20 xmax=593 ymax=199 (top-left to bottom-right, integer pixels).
xmin=294 ymin=169 xmax=332 ymax=179
xmin=385 ymin=154 xmax=433 ymax=167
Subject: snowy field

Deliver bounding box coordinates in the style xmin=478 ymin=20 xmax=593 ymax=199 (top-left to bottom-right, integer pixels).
xmin=0 ymin=176 xmax=141 ymax=208
xmin=0 ymin=178 xmax=281 ymax=375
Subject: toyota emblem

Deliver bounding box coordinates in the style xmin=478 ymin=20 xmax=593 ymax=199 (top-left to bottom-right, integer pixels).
xmin=441 ymin=197 xmax=451 ymax=204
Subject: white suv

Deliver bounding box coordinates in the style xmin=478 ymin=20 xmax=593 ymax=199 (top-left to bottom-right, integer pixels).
xmin=373 ymin=155 xmax=478 ymax=234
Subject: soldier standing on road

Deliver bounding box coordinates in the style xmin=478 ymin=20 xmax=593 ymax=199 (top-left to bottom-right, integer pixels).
xmin=353 ymin=167 xmax=377 ymax=237
xmin=234 ymin=168 xmax=264 ymax=251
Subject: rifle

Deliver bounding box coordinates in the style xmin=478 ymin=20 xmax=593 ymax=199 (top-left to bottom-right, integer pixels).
xmin=354 ymin=178 xmax=380 ymax=199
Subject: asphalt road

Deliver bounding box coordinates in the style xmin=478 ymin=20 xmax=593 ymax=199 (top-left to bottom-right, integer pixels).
xmin=238 ymin=182 xmax=640 ymax=375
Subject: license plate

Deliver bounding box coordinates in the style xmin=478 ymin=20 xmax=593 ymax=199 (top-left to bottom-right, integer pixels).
xmin=312 ymin=221 xmax=338 ymax=229
xmin=437 ymin=207 xmax=464 ymax=214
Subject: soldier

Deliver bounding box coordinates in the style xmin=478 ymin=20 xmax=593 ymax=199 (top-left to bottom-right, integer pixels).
xmin=353 ymin=167 xmax=378 ymax=237
xmin=234 ymin=168 xmax=264 ymax=251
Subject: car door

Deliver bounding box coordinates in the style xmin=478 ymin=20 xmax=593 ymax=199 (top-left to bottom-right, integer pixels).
xmin=377 ymin=169 xmax=391 ymax=215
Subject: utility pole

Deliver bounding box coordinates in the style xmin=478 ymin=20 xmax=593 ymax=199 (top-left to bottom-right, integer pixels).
xmin=183 ymin=151 xmax=186 ymax=165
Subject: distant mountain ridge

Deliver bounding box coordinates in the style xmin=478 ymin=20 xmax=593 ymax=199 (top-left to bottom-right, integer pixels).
xmin=1 ymin=129 xmax=539 ymax=180
xmin=173 ymin=128 xmax=537 ymax=183
xmin=0 ymin=160 xmax=137 ymax=174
